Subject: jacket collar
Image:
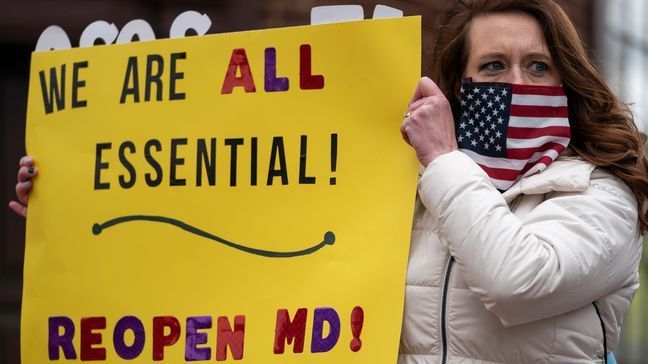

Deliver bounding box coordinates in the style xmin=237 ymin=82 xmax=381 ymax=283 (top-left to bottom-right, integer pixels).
xmin=501 ymin=153 xmax=595 ymax=203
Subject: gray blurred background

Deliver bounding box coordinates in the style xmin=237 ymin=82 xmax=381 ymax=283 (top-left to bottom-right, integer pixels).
xmin=1 ymin=0 xmax=646 ymax=363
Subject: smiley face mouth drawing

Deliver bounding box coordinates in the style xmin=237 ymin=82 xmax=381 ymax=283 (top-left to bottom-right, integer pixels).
xmin=92 ymin=215 xmax=335 ymax=258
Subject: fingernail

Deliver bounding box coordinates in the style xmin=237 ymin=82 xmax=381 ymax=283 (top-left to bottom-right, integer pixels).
xmin=28 ymin=167 xmax=34 ymax=174
xmin=25 ymin=156 xmax=32 ymax=164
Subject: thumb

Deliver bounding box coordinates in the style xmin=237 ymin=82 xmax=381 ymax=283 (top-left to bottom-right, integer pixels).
xmin=410 ymin=77 xmax=444 ymax=104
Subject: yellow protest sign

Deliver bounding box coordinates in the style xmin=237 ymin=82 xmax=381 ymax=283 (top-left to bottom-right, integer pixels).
xmin=22 ymin=17 xmax=420 ymax=363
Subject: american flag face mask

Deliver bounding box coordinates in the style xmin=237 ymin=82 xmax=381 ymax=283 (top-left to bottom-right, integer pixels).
xmin=456 ymin=78 xmax=571 ymax=191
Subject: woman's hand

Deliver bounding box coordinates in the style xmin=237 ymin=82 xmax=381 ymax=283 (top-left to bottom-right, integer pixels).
xmin=9 ymin=156 xmax=38 ymax=218
xmin=400 ymin=77 xmax=458 ymax=166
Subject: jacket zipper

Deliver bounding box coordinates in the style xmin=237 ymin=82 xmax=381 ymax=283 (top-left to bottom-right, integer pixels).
xmin=593 ymin=302 xmax=608 ymax=364
xmin=441 ymin=256 xmax=455 ymax=364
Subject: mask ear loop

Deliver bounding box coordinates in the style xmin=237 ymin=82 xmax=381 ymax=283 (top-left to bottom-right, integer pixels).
xmin=458 ymin=77 xmax=473 ymax=98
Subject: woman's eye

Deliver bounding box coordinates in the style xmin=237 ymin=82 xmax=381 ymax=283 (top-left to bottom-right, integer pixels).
xmin=530 ymin=61 xmax=548 ymax=73
xmin=481 ymin=61 xmax=504 ymax=71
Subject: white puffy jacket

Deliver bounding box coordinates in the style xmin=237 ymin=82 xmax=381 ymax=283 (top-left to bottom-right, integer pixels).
xmin=398 ymin=150 xmax=643 ymax=364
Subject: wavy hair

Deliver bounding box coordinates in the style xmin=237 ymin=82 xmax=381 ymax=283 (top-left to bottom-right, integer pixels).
xmin=429 ymin=0 xmax=648 ymax=232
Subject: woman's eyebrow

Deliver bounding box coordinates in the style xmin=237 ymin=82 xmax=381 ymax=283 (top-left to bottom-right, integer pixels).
xmin=522 ymin=52 xmax=552 ymax=60
xmin=473 ymin=52 xmax=507 ymax=60
xmin=473 ymin=51 xmax=552 ymax=61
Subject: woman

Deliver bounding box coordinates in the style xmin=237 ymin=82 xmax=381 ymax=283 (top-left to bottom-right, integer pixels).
xmin=397 ymin=0 xmax=646 ymax=363
xmin=11 ymin=0 xmax=647 ymax=363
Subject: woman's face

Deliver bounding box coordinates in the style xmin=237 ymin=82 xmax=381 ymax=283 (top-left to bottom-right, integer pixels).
xmin=464 ymin=12 xmax=561 ymax=86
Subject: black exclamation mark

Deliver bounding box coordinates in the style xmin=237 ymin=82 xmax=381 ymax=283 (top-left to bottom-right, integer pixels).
xmin=330 ymin=133 xmax=338 ymax=185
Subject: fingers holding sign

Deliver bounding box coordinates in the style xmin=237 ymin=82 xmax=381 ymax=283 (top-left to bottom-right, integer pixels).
xmin=9 ymin=156 xmax=37 ymax=218
xmin=400 ymin=77 xmax=458 ymax=166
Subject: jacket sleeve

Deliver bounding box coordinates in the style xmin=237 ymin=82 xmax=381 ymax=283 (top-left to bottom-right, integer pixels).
xmin=418 ymin=151 xmax=643 ymax=327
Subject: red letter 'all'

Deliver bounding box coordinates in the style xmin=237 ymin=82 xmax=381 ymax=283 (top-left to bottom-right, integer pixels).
xmin=299 ymin=44 xmax=324 ymax=90
xmin=221 ymin=48 xmax=256 ymax=94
